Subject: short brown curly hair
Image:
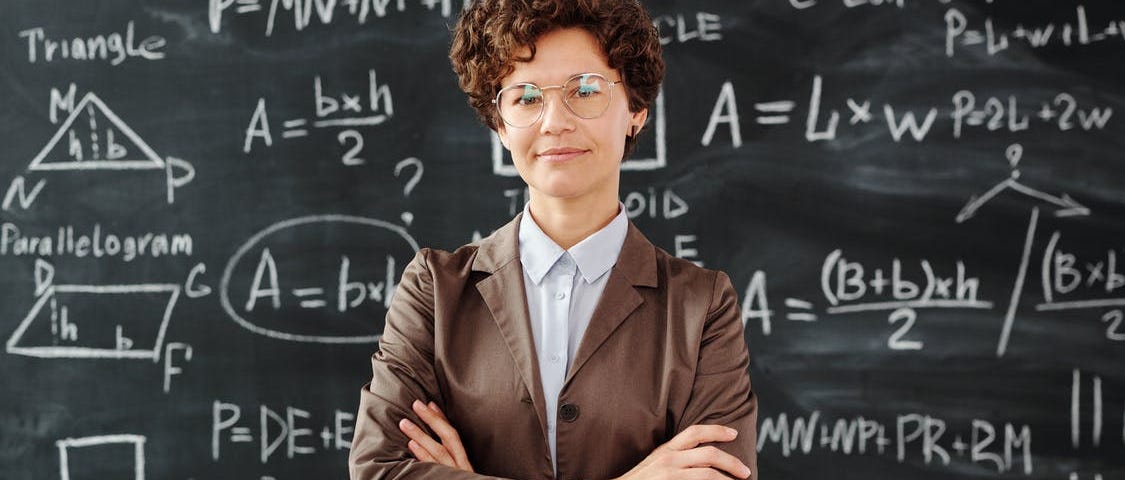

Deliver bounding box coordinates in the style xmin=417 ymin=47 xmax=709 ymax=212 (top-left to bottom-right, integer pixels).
xmin=449 ymin=0 xmax=665 ymax=158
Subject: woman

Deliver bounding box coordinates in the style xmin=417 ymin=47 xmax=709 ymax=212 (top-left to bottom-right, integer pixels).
xmin=349 ymin=1 xmax=757 ymax=479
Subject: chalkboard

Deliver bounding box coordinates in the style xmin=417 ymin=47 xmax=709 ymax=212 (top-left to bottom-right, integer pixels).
xmin=2 ymin=0 xmax=1124 ymax=478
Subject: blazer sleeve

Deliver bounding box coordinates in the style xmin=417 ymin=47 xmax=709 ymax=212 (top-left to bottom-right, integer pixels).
xmin=676 ymin=270 xmax=759 ymax=478
xmin=349 ymin=250 xmax=510 ymax=480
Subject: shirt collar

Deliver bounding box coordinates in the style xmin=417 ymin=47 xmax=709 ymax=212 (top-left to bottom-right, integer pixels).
xmin=518 ymin=202 xmax=629 ymax=285
xmin=518 ymin=207 xmax=566 ymax=285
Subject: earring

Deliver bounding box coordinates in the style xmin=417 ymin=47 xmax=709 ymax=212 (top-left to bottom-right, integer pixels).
xmin=630 ymin=125 xmax=639 ymax=137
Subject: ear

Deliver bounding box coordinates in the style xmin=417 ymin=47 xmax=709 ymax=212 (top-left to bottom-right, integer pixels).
xmin=629 ymin=108 xmax=649 ymax=136
xmin=495 ymin=123 xmax=511 ymax=150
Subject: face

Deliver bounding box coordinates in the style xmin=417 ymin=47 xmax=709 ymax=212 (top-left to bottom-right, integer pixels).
xmin=495 ymin=27 xmax=648 ymax=205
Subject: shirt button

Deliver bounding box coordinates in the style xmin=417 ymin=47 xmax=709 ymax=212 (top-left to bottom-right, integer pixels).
xmin=559 ymin=403 xmax=580 ymax=422
xmin=555 ymin=291 xmax=566 ymax=300
xmin=550 ymin=353 xmax=561 ymax=362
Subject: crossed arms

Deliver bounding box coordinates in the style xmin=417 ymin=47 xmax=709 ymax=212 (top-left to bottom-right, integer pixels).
xmin=348 ymin=250 xmax=757 ymax=479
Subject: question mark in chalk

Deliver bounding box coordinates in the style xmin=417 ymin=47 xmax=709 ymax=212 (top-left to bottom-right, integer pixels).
xmin=394 ymin=157 xmax=424 ymax=226
xmin=1005 ymin=143 xmax=1022 ymax=180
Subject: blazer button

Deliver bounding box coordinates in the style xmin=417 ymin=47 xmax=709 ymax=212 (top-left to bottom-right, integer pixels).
xmin=559 ymin=403 xmax=579 ymax=422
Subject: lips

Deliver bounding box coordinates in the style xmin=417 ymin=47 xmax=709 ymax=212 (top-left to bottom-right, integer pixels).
xmin=536 ymin=147 xmax=588 ymax=163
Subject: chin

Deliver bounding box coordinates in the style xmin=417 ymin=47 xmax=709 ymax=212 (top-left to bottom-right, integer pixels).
xmin=536 ymin=184 xmax=585 ymax=200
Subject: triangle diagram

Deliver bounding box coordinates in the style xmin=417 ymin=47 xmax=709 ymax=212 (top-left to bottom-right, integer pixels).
xmin=28 ymin=93 xmax=164 ymax=171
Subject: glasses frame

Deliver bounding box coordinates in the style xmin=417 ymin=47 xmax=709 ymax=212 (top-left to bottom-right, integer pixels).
xmin=492 ymin=72 xmax=623 ymax=128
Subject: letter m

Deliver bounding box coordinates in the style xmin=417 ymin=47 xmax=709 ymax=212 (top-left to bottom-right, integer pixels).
xmin=50 ymin=83 xmax=78 ymax=124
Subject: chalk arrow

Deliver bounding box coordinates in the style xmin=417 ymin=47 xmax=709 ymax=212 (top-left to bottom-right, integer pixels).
xmin=1055 ymin=194 xmax=1090 ymax=217
xmin=957 ymin=179 xmax=1092 ymax=222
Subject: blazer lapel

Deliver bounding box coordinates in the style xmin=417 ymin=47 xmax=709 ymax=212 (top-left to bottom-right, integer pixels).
xmin=564 ymin=222 xmax=658 ymax=387
xmin=472 ymin=213 xmax=551 ymax=446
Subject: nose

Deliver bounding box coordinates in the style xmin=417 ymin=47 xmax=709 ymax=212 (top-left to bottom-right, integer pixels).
xmin=538 ymin=89 xmax=576 ymax=135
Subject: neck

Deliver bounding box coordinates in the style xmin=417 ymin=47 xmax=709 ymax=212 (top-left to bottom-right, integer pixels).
xmin=526 ymin=190 xmax=620 ymax=250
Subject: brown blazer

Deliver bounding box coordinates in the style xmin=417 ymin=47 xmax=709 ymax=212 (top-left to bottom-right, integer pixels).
xmin=349 ymin=213 xmax=757 ymax=480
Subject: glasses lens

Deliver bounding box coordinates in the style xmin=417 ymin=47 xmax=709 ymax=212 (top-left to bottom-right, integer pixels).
xmin=498 ymin=84 xmax=543 ymax=128
xmin=564 ymin=74 xmax=611 ymax=119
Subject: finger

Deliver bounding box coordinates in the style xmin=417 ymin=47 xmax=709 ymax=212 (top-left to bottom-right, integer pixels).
xmin=407 ymin=439 xmax=437 ymax=462
xmin=681 ymin=467 xmax=736 ymax=480
xmin=400 ymin=418 xmax=455 ymax=465
xmin=663 ymin=424 xmax=738 ymax=451
xmin=412 ymin=401 xmax=468 ymax=467
xmin=398 ymin=418 xmax=455 ymax=466
xmin=676 ymin=446 xmax=752 ymax=479
xmin=427 ymin=401 xmax=446 ymax=418
xmin=427 ymin=402 xmax=473 ymax=470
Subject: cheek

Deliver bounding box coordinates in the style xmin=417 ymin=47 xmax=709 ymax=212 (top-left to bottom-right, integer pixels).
xmin=599 ymin=113 xmax=633 ymax=147
xmin=504 ymin=130 xmax=534 ymax=158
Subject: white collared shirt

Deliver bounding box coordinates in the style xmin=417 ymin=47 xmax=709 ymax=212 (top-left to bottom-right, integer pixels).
xmin=517 ymin=202 xmax=628 ymax=474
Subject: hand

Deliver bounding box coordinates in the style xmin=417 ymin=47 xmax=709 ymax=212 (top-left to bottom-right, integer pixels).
xmin=613 ymin=424 xmax=752 ymax=480
xmin=398 ymin=399 xmax=475 ymax=472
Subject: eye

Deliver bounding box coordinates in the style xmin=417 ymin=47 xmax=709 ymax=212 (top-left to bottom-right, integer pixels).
xmin=574 ymin=87 xmax=600 ymax=98
xmin=571 ymin=75 xmax=603 ymax=99
xmin=514 ymin=85 xmax=542 ymax=106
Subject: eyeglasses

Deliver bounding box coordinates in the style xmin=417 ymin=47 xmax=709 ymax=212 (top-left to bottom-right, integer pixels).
xmin=492 ymin=72 xmax=622 ymax=128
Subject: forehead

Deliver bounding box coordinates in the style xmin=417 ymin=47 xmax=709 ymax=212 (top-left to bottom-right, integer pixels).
xmin=504 ymin=27 xmax=613 ymax=84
